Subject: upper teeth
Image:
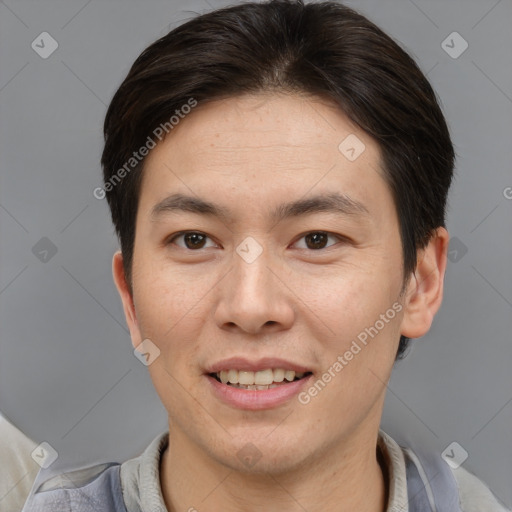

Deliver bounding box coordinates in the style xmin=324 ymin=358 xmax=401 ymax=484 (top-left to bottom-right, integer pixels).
xmin=216 ymin=369 xmax=305 ymax=385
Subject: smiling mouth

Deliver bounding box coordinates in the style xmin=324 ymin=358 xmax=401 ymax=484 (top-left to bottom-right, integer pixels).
xmin=209 ymin=369 xmax=313 ymax=390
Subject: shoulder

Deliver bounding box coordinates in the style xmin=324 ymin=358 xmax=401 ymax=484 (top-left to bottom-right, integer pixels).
xmin=406 ymin=445 xmax=510 ymax=512
xmin=378 ymin=430 xmax=510 ymax=512
xmin=22 ymin=463 xmax=127 ymax=512
xmin=0 ymin=414 xmax=40 ymax=512
xmin=22 ymin=432 xmax=169 ymax=512
xmin=451 ymin=465 xmax=510 ymax=512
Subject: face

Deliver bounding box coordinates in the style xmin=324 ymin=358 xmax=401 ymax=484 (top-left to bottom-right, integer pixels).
xmin=113 ymin=93 xmax=432 ymax=474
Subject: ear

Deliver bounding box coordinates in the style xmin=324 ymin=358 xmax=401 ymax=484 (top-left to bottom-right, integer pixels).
xmin=400 ymin=227 xmax=449 ymax=339
xmin=112 ymin=251 xmax=143 ymax=349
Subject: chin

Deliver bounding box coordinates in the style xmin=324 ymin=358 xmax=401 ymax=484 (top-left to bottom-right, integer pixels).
xmin=208 ymin=431 xmax=315 ymax=476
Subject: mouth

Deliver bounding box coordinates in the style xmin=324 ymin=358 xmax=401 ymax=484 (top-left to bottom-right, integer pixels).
xmin=204 ymin=357 xmax=314 ymax=409
xmin=208 ymin=368 xmax=313 ymax=390
xmin=205 ymin=363 xmax=313 ymax=410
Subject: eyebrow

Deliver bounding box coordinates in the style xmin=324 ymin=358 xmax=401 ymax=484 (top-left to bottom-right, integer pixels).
xmin=150 ymin=192 xmax=369 ymax=224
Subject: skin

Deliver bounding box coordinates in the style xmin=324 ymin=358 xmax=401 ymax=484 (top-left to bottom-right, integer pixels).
xmin=112 ymin=92 xmax=449 ymax=512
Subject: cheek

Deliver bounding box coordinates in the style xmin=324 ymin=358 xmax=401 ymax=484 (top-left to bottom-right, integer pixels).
xmin=132 ymin=262 xmax=211 ymax=365
xmin=294 ymin=258 xmax=403 ymax=384
xmin=294 ymin=264 xmax=394 ymax=339
xmin=136 ymin=254 xmax=208 ymax=321
xmin=301 ymin=286 xmax=401 ymax=422
xmin=135 ymin=267 xmax=208 ymax=412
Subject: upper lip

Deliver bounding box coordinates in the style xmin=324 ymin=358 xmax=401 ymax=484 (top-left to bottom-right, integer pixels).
xmin=205 ymin=356 xmax=312 ymax=374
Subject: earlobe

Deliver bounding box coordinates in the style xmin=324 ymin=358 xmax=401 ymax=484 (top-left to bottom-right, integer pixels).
xmin=400 ymin=227 xmax=449 ymax=339
xmin=112 ymin=251 xmax=142 ymax=348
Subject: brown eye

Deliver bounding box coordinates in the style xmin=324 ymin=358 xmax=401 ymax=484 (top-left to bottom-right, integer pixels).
xmin=294 ymin=231 xmax=347 ymax=251
xmin=167 ymin=231 xmax=216 ymax=250
xmin=183 ymin=232 xmax=207 ymax=249
xmin=304 ymin=232 xmax=329 ymax=249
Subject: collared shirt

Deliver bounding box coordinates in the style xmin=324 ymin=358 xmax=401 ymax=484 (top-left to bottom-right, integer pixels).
xmin=23 ymin=430 xmax=510 ymax=512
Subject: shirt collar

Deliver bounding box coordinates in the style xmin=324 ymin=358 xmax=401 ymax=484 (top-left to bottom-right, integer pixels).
xmin=120 ymin=429 xmax=410 ymax=512
xmin=378 ymin=429 xmax=410 ymax=511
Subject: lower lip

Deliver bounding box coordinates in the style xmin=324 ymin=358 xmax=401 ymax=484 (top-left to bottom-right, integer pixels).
xmin=206 ymin=374 xmax=312 ymax=410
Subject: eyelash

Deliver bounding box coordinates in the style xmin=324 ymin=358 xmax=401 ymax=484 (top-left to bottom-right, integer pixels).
xmin=165 ymin=230 xmax=347 ymax=251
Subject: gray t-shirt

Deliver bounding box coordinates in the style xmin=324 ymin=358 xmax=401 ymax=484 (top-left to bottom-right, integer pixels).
xmin=22 ymin=430 xmax=510 ymax=512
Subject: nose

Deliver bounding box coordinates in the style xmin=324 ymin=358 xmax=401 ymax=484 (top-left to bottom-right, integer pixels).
xmin=213 ymin=244 xmax=295 ymax=336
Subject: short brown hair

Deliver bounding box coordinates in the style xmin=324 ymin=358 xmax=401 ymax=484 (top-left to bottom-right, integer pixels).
xmin=101 ymin=0 xmax=455 ymax=360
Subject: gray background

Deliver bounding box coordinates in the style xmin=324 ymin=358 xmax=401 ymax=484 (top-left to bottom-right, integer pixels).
xmin=1 ymin=0 xmax=511 ymax=508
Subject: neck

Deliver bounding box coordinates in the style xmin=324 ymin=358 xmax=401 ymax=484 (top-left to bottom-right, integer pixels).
xmin=160 ymin=424 xmax=388 ymax=512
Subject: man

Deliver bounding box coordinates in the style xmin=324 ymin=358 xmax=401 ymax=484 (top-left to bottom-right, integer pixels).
xmin=22 ymin=1 xmax=509 ymax=511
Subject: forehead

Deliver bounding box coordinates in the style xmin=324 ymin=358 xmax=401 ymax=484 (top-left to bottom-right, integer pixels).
xmin=146 ymin=93 xmax=376 ymax=165
xmin=137 ymin=93 xmax=393 ymax=223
